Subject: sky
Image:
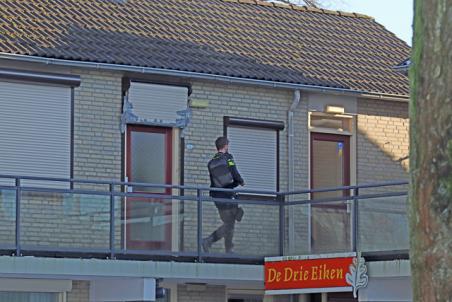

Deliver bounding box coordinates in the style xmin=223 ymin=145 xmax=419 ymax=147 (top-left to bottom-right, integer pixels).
xmin=325 ymin=0 xmax=414 ymax=46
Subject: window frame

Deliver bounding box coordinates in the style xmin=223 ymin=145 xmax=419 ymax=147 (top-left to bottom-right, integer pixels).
xmin=223 ymin=116 xmax=284 ymax=194
xmin=0 ymin=78 xmax=74 ymax=187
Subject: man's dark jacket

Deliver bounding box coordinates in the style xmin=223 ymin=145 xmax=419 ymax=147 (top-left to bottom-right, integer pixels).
xmin=209 ymin=152 xmax=244 ymax=209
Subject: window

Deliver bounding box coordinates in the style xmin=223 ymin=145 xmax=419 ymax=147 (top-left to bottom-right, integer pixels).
xmin=0 ymin=80 xmax=72 ymax=186
xmin=224 ymin=117 xmax=284 ymax=192
xmin=311 ymin=133 xmax=350 ymax=198
xmin=127 ymin=126 xmax=172 ymax=193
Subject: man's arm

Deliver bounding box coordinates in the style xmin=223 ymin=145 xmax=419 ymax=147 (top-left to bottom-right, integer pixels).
xmin=226 ymin=154 xmax=244 ymax=186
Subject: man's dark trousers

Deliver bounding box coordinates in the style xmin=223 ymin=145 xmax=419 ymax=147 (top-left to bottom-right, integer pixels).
xmin=204 ymin=189 xmax=238 ymax=253
xmin=209 ymin=205 xmax=238 ymax=252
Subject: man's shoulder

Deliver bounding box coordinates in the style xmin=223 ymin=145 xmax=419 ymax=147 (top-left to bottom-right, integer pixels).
xmin=212 ymin=152 xmax=224 ymax=159
xmin=224 ymin=152 xmax=234 ymax=159
xmin=211 ymin=152 xmax=233 ymax=159
xmin=208 ymin=153 xmax=226 ymax=166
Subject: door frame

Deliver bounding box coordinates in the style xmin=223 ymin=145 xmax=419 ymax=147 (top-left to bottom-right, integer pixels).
xmin=309 ymin=132 xmax=351 ymax=253
xmin=125 ymin=124 xmax=173 ymax=250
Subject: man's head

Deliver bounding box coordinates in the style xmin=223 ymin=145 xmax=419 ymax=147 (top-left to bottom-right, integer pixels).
xmin=215 ymin=136 xmax=229 ymax=152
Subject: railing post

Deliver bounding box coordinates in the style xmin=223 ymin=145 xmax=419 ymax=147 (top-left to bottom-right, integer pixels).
xmin=197 ymin=188 xmax=203 ymax=262
xmin=15 ymin=178 xmax=21 ymax=256
xmin=109 ymin=183 xmax=115 ymax=259
xmin=352 ymin=187 xmax=359 ymax=252
xmin=278 ymin=193 xmax=285 ymax=256
xmin=307 ymin=202 xmax=312 ymax=254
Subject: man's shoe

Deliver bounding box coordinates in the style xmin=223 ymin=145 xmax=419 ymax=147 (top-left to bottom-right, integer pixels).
xmin=225 ymin=242 xmax=234 ymax=254
xmin=235 ymin=207 xmax=244 ymax=222
xmin=202 ymin=238 xmax=211 ymax=253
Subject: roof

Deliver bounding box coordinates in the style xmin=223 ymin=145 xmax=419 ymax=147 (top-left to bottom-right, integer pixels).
xmin=0 ymin=0 xmax=410 ymax=96
xmin=394 ymin=58 xmax=411 ymax=70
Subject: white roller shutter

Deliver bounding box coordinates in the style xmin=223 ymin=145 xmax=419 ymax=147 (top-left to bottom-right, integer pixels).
xmin=128 ymin=82 xmax=188 ymax=122
xmin=0 ymin=80 xmax=71 ymax=184
xmin=228 ymin=126 xmax=277 ymax=191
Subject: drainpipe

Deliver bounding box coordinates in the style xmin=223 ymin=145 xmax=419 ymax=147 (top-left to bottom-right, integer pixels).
xmin=288 ymin=90 xmax=301 ymax=255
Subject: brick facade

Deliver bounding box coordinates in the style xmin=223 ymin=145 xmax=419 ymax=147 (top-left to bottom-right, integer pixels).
xmin=67 ymin=281 xmax=90 ymax=302
xmin=18 ymin=192 xmax=123 ymax=249
xmin=0 ymin=69 xmax=124 ymax=249
xmin=73 ymin=69 xmax=123 ymax=182
xmin=182 ymin=81 xmax=309 ymax=255
xmin=178 ymin=285 xmax=226 ymax=302
xmin=0 ymin=65 xmax=410 ymax=302
xmin=357 ymin=98 xmax=409 ymax=185
xmin=356 ymin=98 xmax=410 ymax=252
xmin=0 ymin=69 xmax=412 ymax=256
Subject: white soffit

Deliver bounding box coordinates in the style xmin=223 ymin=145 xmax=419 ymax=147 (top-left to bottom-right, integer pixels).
xmin=128 ymin=82 xmax=188 ymax=122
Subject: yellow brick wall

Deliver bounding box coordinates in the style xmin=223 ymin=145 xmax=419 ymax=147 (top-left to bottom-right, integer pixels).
xmin=67 ymin=281 xmax=89 ymax=302
xmin=357 ymin=98 xmax=409 ymax=184
xmin=356 ymin=98 xmax=410 ymax=251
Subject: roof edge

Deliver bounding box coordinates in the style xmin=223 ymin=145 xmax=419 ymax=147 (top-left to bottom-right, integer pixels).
xmin=222 ymin=0 xmax=374 ymax=19
xmin=0 ymin=53 xmax=409 ymax=101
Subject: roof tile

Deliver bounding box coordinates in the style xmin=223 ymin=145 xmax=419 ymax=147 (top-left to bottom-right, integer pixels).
xmin=0 ymin=0 xmax=410 ymax=95
xmin=257 ymin=1 xmax=274 ymax=7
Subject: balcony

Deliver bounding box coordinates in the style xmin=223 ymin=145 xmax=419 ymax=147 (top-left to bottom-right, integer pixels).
xmin=0 ymin=175 xmax=409 ymax=263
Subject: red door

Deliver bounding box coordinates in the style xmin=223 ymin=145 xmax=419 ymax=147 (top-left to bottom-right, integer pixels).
xmin=126 ymin=125 xmax=172 ymax=250
xmin=310 ymin=133 xmax=351 ymax=253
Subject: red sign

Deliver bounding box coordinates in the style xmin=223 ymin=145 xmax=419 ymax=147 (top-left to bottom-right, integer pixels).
xmin=265 ymin=256 xmax=354 ymax=292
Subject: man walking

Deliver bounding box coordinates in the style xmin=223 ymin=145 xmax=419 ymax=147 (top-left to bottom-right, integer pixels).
xmin=202 ymin=137 xmax=244 ymax=253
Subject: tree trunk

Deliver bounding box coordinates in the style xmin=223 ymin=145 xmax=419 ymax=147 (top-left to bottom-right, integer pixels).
xmin=409 ymin=0 xmax=452 ymax=301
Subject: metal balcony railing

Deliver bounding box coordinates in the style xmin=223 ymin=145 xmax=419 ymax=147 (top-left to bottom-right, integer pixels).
xmin=0 ymin=175 xmax=409 ymax=263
